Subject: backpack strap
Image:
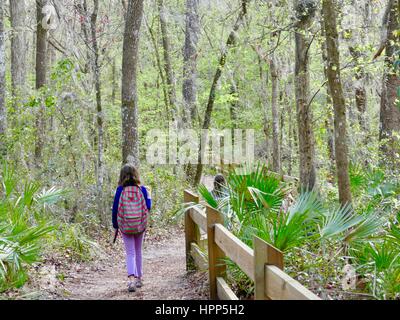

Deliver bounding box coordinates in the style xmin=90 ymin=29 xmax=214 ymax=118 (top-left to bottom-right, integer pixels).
xmin=140 ymin=186 xmax=151 ymax=211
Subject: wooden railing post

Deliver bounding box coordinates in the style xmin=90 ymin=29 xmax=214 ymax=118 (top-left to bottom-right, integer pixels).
xmin=206 ymin=205 xmax=226 ymax=300
xmin=254 ymin=236 xmax=284 ymax=300
xmin=184 ymin=190 xmax=200 ymax=271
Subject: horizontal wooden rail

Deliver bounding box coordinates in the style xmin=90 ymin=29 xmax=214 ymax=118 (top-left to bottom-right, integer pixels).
xmin=265 ymin=265 xmax=320 ymax=300
xmin=190 ymin=242 xmax=208 ymax=271
xmin=214 ymin=224 xmax=255 ymax=281
xmin=184 ymin=190 xmax=200 ymax=271
xmin=183 ymin=189 xmax=321 ymax=301
xmin=190 ymin=207 xmax=207 ymax=232
xmin=217 ymin=277 xmax=238 ymax=300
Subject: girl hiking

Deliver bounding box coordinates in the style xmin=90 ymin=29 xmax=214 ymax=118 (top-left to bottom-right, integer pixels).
xmin=112 ymin=164 xmax=152 ymax=292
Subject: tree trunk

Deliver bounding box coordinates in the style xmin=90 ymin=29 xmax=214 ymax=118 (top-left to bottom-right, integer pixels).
xmin=36 ymin=0 xmax=48 ymax=92
xmin=90 ymin=0 xmax=105 ymax=219
xmin=0 ymin=0 xmax=6 ymax=156
xmin=349 ymin=46 xmax=367 ymax=130
xmin=270 ymin=56 xmax=280 ymax=173
xmin=193 ymin=0 xmax=249 ymax=186
xmin=325 ymin=112 xmax=335 ymax=180
xmin=322 ymin=0 xmax=352 ymax=206
xmin=379 ymin=0 xmax=400 ymax=165
xmin=146 ymin=17 xmax=170 ymax=121
xmin=258 ymin=55 xmax=270 ymax=163
xmin=182 ymin=0 xmax=200 ymax=125
xmin=77 ymin=0 xmax=91 ymax=74
xmin=229 ymin=80 xmax=239 ymax=139
xmin=341 ymin=2 xmax=368 ymax=132
xmin=121 ymin=0 xmax=144 ymax=166
xmin=157 ymin=0 xmax=178 ymax=122
xmin=35 ymin=0 xmax=49 ymax=166
xmin=122 ymin=0 xmax=128 ymax=12
xmin=279 ymin=92 xmax=284 ymax=169
xmin=320 ymin=17 xmax=336 ymax=178
xmin=9 ymin=0 xmax=27 ymax=110
xmin=294 ymin=0 xmax=317 ymax=191
xmin=287 ymin=85 xmax=293 ymax=176
xmin=111 ymin=58 xmax=117 ymax=105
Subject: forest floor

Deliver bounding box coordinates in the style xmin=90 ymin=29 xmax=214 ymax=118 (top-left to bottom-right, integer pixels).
xmin=3 ymin=226 xmax=209 ymax=300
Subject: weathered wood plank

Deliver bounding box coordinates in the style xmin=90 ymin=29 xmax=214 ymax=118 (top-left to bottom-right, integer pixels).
xmin=184 ymin=190 xmax=200 ymax=271
xmin=254 ymin=236 xmax=284 ymax=300
xmin=190 ymin=207 xmax=207 ymax=232
xmin=207 ymin=205 xmax=226 ymax=300
xmin=190 ymin=242 xmax=208 ymax=271
xmin=216 ymin=277 xmax=239 ymax=300
xmin=214 ymin=224 xmax=255 ymax=281
xmin=184 ymin=189 xmax=200 ymax=203
xmin=265 ymin=265 xmax=321 ymax=300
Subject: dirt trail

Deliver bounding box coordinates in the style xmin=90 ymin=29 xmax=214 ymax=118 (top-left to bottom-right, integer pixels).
xmin=59 ymin=230 xmax=208 ymax=300
xmin=6 ymin=228 xmax=208 ymax=300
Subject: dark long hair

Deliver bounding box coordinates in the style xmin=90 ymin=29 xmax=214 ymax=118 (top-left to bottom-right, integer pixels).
xmin=213 ymin=174 xmax=226 ymax=191
xmin=118 ymin=164 xmax=141 ymax=187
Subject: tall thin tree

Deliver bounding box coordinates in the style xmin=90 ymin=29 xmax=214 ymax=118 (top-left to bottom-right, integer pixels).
xmin=322 ymin=0 xmax=352 ymax=205
xmin=378 ymin=0 xmax=400 ymax=166
xmin=193 ymin=0 xmax=249 ymax=186
xmin=89 ymin=0 xmax=105 ymax=219
xmin=270 ymin=55 xmax=280 ymax=173
xmin=294 ymin=0 xmax=317 ymax=191
xmin=9 ymin=0 xmax=27 ymax=110
xmin=35 ymin=0 xmax=49 ymax=166
xmin=121 ymin=0 xmax=144 ymax=166
xmin=0 ymin=0 xmax=6 ymax=156
xmin=182 ymin=0 xmax=200 ymax=181
xmin=157 ymin=0 xmax=178 ymax=122
xmin=182 ymin=0 xmax=200 ymax=125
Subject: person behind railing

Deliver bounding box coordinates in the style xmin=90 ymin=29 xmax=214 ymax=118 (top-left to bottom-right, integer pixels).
xmin=211 ymin=174 xmax=229 ymax=201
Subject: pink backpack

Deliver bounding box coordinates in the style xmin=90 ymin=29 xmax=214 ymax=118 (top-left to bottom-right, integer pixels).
xmin=117 ymin=186 xmax=149 ymax=235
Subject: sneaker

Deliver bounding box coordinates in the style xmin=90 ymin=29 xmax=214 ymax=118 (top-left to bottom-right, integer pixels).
xmin=128 ymin=280 xmax=136 ymax=292
xmin=135 ymin=278 xmax=143 ymax=288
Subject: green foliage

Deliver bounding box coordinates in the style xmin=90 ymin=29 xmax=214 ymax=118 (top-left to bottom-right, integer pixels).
xmin=53 ymin=223 xmax=99 ymax=261
xmin=224 ymin=258 xmax=254 ymax=299
xmin=250 ymin=209 xmax=311 ymax=252
xmin=0 ymin=163 xmax=65 ymax=292
xmin=198 ymin=183 xmax=218 ymax=209
xmin=319 ymin=204 xmax=364 ymax=240
xmin=0 ymin=224 xmax=55 ymax=291
xmin=228 ymin=163 xmax=285 ymax=216
xmin=192 ymin=162 xmax=400 ymax=299
xmin=0 ymin=0 xmax=397 ymax=300
xmin=145 ymin=166 xmax=187 ymax=225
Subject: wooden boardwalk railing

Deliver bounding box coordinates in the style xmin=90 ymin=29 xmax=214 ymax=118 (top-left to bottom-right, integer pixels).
xmin=184 ymin=189 xmax=321 ymax=301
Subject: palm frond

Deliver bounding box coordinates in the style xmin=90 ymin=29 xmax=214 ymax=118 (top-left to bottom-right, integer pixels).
xmin=287 ymin=190 xmax=323 ymax=223
xmin=349 ymin=162 xmax=367 ymax=195
xmin=171 ymin=201 xmax=205 ymax=222
xmin=387 ymin=223 xmax=400 ymax=247
xmin=35 ymin=186 xmax=68 ymax=205
xmin=343 ymin=214 xmax=385 ymax=244
xmin=319 ymin=204 xmax=364 ymax=240
xmin=247 ymin=187 xmax=283 ymax=212
xmin=1 ymin=162 xmax=17 ymax=198
xmin=15 ymin=225 xmax=56 ymax=246
xmin=198 ymin=184 xmax=218 ymax=208
xmin=22 ymin=182 xmax=41 ymax=208
xmin=368 ymin=242 xmax=400 ymax=272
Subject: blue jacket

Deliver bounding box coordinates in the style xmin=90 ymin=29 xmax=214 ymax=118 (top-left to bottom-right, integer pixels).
xmin=112 ymin=185 xmax=151 ymax=229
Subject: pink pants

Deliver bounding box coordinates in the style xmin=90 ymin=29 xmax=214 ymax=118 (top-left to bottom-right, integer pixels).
xmin=121 ymin=232 xmax=144 ymax=278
